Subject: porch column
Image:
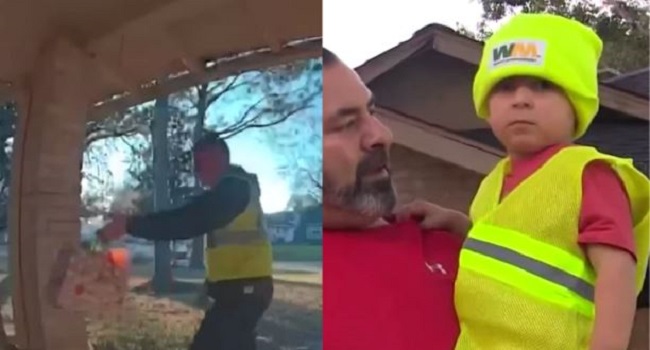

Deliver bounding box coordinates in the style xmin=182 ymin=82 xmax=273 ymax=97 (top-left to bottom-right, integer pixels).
xmin=9 ymin=37 xmax=90 ymax=350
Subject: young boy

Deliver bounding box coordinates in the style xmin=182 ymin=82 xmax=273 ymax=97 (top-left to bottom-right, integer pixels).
xmin=442 ymin=13 xmax=648 ymax=350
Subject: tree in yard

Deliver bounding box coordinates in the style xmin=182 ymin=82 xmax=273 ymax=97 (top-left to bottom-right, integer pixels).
xmin=463 ymin=0 xmax=649 ymax=72
xmin=268 ymin=114 xmax=322 ymax=207
xmin=82 ymin=105 xmax=154 ymax=215
xmin=149 ymin=97 xmax=175 ymax=294
xmin=0 ymin=100 xmax=153 ymax=223
xmin=168 ymin=76 xmax=246 ymax=269
xmin=260 ymin=59 xmax=323 ymax=206
xmin=285 ymin=193 xmax=321 ymax=212
xmin=107 ymin=58 xmax=322 ymax=288
xmin=113 ymin=97 xmax=181 ymax=294
xmin=167 ymin=58 xmax=322 ymax=268
xmin=0 ymin=103 xmax=16 ymax=231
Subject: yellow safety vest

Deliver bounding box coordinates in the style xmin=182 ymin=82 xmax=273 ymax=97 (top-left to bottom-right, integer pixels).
xmin=205 ymin=172 xmax=273 ymax=282
xmin=455 ymin=146 xmax=649 ymax=350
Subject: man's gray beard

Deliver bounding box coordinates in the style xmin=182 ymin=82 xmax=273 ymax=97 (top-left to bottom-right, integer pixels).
xmin=324 ymin=177 xmax=397 ymax=218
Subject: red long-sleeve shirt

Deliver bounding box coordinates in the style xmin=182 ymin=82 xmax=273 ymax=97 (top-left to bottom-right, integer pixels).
xmin=324 ymin=221 xmax=462 ymax=349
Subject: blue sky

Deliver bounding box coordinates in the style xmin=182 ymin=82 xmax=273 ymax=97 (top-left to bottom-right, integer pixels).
xmin=89 ymin=59 xmax=322 ymax=214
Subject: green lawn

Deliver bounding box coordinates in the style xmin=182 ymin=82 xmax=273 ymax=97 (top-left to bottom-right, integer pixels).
xmin=272 ymin=244 xmax=322 ymax=262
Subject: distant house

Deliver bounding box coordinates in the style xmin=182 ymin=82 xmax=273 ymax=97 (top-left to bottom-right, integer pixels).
xmin=294 ymin=204 xmax=322 ymax=244
xmin=264 ymin=205 xmax=322 ymax=244
xmin=355 ymin=23 xmax=648 ymax=213
xmin=265 ymin=211 xmax=301 ymax=243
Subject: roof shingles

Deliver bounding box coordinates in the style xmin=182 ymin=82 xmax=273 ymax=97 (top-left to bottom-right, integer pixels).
xmin=603 ymin=68 xmax=649 ymax=99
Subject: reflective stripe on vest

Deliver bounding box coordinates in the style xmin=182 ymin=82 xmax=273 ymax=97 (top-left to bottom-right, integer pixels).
xmin=455 ymin=146 xmax=648 ymax=349
xmin=206 ymin=172 xmax=264 ymax=249
xmin=461 ymin=223 xmax=595 ymax=317
xmin=205 ymin=172 xmax=273 ymax=281
xmin=464 ymin=239 xmax=593 ymax=301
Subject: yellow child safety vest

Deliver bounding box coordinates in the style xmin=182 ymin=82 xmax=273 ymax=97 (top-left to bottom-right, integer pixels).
xmin=454 ymin=146 xmax=649 ymax=350
xmin=205 ymin=172 xmax=273 ymax=282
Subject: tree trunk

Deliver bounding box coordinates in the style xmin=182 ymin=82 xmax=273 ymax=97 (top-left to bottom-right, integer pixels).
xmin=189 ymin=86 xmax=207 ymax=269
xmin=151 ymin=97 xmax=173 ymax=294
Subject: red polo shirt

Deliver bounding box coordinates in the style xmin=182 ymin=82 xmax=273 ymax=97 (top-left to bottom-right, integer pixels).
xmin=323 ymin=221 xmax=462 ymax=350
xmin=503 ymin=144 xmax=636 ymax=259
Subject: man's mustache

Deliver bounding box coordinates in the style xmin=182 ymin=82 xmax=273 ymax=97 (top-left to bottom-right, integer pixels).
xmin=356 ymin=148 xmax=389 ymax=178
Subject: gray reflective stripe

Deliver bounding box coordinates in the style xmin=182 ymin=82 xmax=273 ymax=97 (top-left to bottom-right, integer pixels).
xmin=207 ymin=230 xmax=267 ymax=246
xmin=464 ymin=238 xmax=595 ymax=301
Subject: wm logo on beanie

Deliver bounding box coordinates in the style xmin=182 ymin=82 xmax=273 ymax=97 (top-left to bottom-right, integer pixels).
xmin=489 ymin=40 xmax=546 ymax=69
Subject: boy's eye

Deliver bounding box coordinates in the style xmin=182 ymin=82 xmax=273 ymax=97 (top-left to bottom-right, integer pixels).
xmin=493 ymin=80 xmax=516 ymax=92
xmin=532 ymin=80 xmax=555 ymax=91
xmin=493 ymin=78 xmax=555 ymax=92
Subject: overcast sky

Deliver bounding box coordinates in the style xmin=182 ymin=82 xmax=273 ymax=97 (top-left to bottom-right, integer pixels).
xmin=323 ymin=0 xmax=485 ymax=67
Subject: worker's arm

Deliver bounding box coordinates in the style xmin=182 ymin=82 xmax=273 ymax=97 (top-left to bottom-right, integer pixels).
xmin=579 ymin=162 xmax=637 ymax=350
xmin=126 ymin=176 xmax=251 ymax=241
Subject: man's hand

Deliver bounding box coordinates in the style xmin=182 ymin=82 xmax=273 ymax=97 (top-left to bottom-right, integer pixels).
xmin=97 ymin=214 xmax=128 ymax=242
xmin=393 ymin=200 xmax=471 ymax=236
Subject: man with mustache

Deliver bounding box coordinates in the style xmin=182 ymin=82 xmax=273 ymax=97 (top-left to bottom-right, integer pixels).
xmin=322 ymin=48 xmax=468 ymax=350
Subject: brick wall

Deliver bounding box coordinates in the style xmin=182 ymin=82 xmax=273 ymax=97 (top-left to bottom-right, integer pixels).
xmin=390 ymin=144 xmax=484 ymax=213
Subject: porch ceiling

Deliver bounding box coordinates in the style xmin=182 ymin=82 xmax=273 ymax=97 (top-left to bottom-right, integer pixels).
xmin=0 ymin=0 xmax=322 ymax=118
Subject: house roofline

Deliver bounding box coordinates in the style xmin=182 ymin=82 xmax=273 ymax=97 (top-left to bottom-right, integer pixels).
xmin=378 ymin=106 xmax=503 ymax=175
xmin=358 ymin=24 xmax=648 ymax=121
xmin=602 ymin=67 xmax=649 ymax=99
xmin=378 ymin=105 xmax=504 ymax=157
xmin=604 ymin=67 xmax=650 ymax=83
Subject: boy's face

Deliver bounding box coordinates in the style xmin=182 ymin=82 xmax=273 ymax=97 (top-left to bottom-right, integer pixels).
xmin=487 ymin=76 xmax=575 ymax=158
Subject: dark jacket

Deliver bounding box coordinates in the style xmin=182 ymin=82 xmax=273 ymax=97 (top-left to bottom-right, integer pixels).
xmin=126 ymin=175 xmax=250 ymax=240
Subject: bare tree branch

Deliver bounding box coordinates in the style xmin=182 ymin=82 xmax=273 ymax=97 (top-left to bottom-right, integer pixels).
xmin=604 ymin=0 xmax=650 ymax=36
xmin=221 ymin=96 xmax=268 ymax=132
xmin=217 ymin=86 xmax=319 ymax=139
xmin=206 ymin=74 xmax=246 ymax=107
xmin=120 ymin=135 xmax=141 ymax=153
xmin=83 ymin=170 xmax=108 ymax=184
xmin=85 ymin=128 xmax=140 ymax=147
xmin=221 ymin=107 xmax=291 ymax=139
xmin=85 ymin=108 xmax=152 ymax=148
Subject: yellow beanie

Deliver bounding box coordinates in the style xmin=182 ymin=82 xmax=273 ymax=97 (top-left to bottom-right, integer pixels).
xmin=472 ymin=13 xmax=603 ymax=138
